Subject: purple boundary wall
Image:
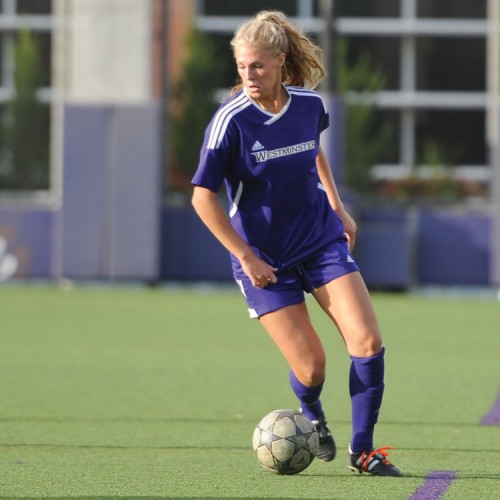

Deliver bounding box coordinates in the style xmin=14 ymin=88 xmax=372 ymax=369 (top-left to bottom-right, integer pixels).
xmin=0 ymin=208 xmax=53 ymax=278
xmin=61 ymin=104 xmax=161 ymax=280
xmin=160 ymin=205 xmax=232 ymax=282
xmin=0 ymin=203 xmax=492 ymax=287
xmin=0 ymin=102 xmax=162 ymax=282
xmin=0 ymin=94 xmax=492 ymax=286
xmin=354 ymin=208 xmax=413 ymax=289
xmin=159 ymin=205 xmax=492 ymax=287
xmin=0 ymin=204 xmax=492 ymax=286
xmin=417 ymin=209 xmax=490 ymax=285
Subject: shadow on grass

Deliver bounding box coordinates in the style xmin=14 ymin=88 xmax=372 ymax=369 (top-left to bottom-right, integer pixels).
xmin=393 ymin=472 xmax=500 ymax=480
xmin=382 ymin=420 xmax=498 ymax=428
xmin=398 ymin=446 xmax=500 ymax=453
xmin=1 ymin=443 xmax=250 ymax=451
xmin=2 ymin=443 xmax=499 ymax=454
xmin=0 ymin=416 xmax=262 ymax=424
xmin=1 ymin=416 xmax=495 ymax=428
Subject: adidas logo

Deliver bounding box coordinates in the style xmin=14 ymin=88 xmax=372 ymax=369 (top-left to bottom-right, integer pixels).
xmin=252 ymin=140 xmax=264 ymax=151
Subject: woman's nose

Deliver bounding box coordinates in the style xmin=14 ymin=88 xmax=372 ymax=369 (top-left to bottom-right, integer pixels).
xmin=244 ymin=68 xmax=254 ymax=80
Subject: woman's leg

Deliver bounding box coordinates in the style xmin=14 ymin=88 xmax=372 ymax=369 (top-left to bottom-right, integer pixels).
xmin=312 ymin=271 xmax=382 ymax=357
xmin=313 ymin=271 xmax=401 ymax=475
xmin=259 ymin=302 xmax=336 ymax=461
xmin=259 ymin=301 xmax=326 ymax=388
xmin=313 ymin=272 xmax=385 ymax=453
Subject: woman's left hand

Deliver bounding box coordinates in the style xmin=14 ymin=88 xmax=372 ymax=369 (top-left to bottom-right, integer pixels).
xmin=337 ymin=207 xmax=357 ymax=252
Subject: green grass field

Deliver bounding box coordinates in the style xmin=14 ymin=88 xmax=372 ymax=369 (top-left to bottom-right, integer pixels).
xmin=0 ymin=284 xmax=499 ymax=499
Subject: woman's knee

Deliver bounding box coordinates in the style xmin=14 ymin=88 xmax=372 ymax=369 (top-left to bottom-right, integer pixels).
xmin=294 ymin=357 xmax=326 ymax=387
xmin=348 ymin=331 xmax=383 ymax=357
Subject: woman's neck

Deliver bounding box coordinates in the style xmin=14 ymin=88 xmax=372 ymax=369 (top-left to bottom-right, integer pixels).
xmin=255 ymin=84 xmax=288 ymax=114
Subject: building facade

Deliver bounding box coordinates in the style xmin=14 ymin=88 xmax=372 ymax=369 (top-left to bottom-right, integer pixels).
xmin=0 ymin=0 xmax=498 ymax=286
xmin=0 ymin=0 xmax=494 ymax=197
xmin=195 ymin=0 xmax=491 ymax=185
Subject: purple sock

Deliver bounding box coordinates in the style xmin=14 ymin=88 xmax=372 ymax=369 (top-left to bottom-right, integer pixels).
xmin=349 ymin=346 xmax=385 ymax=453
xmin=289 ymin=370 xmax=324 ymax=421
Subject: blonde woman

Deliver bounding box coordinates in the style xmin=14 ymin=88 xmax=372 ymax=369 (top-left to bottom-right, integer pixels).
xmin=191 ymin=10 xmax=401 ymax=477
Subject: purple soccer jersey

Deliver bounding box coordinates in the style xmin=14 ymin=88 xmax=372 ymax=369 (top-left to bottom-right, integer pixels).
xmin=192 ymin=85 xmax=346 ymax=275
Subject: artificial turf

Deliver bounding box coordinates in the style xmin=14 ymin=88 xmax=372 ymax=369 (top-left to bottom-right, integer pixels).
xmin=0 ymin=284 xmax=499 ymax=499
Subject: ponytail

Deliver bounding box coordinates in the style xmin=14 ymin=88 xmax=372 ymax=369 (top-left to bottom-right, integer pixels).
xmin=230 ymin=10 xmax=325 ymax=94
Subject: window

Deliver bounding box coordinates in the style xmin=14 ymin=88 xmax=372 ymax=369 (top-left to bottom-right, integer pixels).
xmin=416 ymin=110 xmax=486 ymax=165
xmin=341 ymin=36 xmax=400 ymax=90
xmin=16 ymin=0 xmax=52 ymax=14
xmin=22 ymin=32 xmax=52 ymax=87
xmin=417 ymin=37 xmax=485 ymax=91
xmin=0 ymin=37 xmax=3 ymax=80
xmin=333 ymin=0 xmax=400 ymax=18
xmin=375 ymin=110 xmax=400 ymax=164
xmin=208 ymin=33 xmax=235 ymax=89
xmin=417 ymin=0 xmax=486 ymax=19
xmin=0 ymin=1 xmax=52 ymax=193
xmin=204 ymin=0 xmax=296 ymax=17
xmin=195 ymin=0 xmax=490 ymax=197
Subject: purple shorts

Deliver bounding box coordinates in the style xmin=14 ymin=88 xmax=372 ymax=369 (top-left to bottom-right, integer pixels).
xmin=235 ymin=239 xmax=359 ymax=318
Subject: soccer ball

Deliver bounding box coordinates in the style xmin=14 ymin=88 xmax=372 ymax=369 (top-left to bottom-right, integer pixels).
xmin=252 ymin=408 xmax=319 ymax=475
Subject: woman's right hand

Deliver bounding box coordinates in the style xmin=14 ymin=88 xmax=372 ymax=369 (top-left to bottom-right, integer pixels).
xmin=240 ymin=253 xmax=278 ymax=288
xmin=192 ymin=187 xmax=278 ymax=288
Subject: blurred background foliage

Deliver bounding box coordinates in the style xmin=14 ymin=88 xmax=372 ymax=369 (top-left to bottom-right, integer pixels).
xmin=167 ymin=30 xmax=394 ymax=200
xmin=0 ymin=30 xmax=50 ymax=191
xmin=0 ymin=23 xmax=487 ymax=205
xmin=167 ymin=20 xmax=487 ymax=205
xmin=167 ymin=27 xmax=226 ymax=196
xmin=336 ymin=38 xmax=394 ymax=195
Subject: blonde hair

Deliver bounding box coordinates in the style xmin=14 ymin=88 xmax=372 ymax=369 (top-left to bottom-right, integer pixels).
xmin=230 ymin=10 xmax=325 ymax=94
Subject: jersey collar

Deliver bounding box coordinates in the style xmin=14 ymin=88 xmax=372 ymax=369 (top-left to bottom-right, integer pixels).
xmin=243 ymin=84 xmax=291 ymax=125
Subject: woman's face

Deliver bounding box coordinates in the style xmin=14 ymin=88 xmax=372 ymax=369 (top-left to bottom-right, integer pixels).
xmin=234 ymin=44 xmax=285 ymax=102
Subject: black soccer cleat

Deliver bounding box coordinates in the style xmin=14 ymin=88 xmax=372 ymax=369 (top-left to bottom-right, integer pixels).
xmin=311 ymin=416 xmax=336 ymax=462
xmin=347 ymin=445 xmax=402 ymax=477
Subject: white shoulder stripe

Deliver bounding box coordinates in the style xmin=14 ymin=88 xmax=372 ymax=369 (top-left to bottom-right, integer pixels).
xmin=211 ymin=101 xmax=252 ymax=149
xmin=207 ymin=94 xmax=249 ymax=149
xmin=288 ymin=89 xmax=321 ymax=98
xmin=287 ymin=86 xmax=318 ymax=92
xmin=207 ymin=94 xmax=246 ymax=149
xmin=207 ymin=94 xmax=246 ymax=148
xmin=288 ymin=89 xmax=327 ymax=113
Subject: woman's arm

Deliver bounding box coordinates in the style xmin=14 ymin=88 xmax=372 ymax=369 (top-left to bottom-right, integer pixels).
xmin=316 ymin=146 xmax=357 ymax=250
xmin=191 ymin=186 xmax=277 ymax=287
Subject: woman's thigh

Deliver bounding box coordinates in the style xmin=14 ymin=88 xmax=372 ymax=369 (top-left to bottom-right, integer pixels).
xmin=259 ymin=302 xmax=326 ymax=386
xmin=312 ymin=271 xmax=383 ymax=357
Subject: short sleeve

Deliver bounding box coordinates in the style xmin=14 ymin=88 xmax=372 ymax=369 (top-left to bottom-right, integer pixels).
xmin=319 ymin=96 xmax=329 ymax=133
xmin=191 ymin=118 xmax=237 ymax=193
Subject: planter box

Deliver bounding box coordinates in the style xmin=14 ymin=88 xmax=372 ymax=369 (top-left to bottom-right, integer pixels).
xmin=354 ymin=208 xmax=413 ymax=290
xmin=417 ymin=209 xmax=490 ymax=285
xmin=161 ymin=205 xmax=232 ymax=281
